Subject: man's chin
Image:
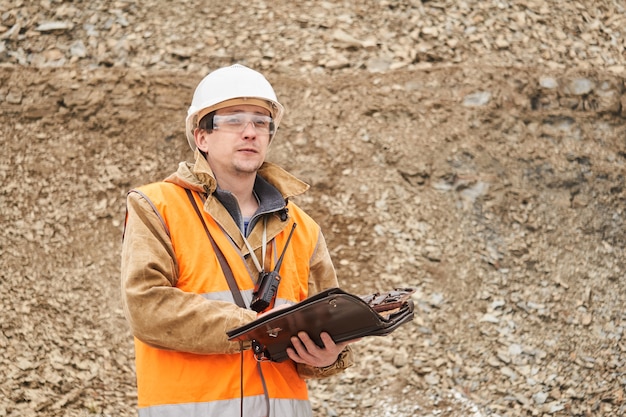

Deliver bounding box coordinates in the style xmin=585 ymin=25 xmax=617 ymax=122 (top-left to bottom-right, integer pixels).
xmin=233 ymin=161 xmax=263 ymax=175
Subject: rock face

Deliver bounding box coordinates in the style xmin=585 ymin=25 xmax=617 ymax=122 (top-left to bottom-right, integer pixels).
xmin=1 ymin=1 xmax=625 ymax=416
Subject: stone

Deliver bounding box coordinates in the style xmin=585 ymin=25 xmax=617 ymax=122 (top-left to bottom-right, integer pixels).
xmin=35 ymin=21 xmax=74 ymax=32
xmin=463 ymin=91 xmax=491 ymax=107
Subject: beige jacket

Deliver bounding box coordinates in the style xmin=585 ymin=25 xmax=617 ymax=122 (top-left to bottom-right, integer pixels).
xmin=120 ymin=151 xmax=353 ymax=378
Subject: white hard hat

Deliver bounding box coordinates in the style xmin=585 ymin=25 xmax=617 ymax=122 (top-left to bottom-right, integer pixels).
xmin=185 ymin=64 xmax=285 ymax=150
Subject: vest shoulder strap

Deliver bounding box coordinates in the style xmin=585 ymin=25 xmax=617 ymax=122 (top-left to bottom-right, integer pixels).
xmin=184 ymin=188 xmax=247 ymax=309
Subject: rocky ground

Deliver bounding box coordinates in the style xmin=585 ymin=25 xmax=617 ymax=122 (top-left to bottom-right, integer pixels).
xmin=1 ymin=0 xmax=625 ymax=416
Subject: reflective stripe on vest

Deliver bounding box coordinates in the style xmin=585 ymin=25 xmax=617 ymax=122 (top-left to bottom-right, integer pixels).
xmin=202 ymin=289 xmax=295 ymax=309
xmin=138 ymin=396 xmax=312 ymax=417
xmin=133 ymin=182 xmax=321 ymax=415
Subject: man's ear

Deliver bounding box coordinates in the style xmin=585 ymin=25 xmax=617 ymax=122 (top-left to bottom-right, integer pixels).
xmin=194 ymin=128 xmax=210 ymax=152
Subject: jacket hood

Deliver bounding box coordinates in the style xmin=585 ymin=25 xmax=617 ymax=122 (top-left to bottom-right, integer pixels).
xmin=164 ymin=150 xmax=310 ymax=199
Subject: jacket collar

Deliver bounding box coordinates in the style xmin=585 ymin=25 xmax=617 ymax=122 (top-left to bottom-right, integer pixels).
xmin=163 ymin=151 xmax=311 ymax=242
xmin=213 ymin=175 xmax=289 ymax=235
xmin=165 ymin=150 xmax=310 ymax=200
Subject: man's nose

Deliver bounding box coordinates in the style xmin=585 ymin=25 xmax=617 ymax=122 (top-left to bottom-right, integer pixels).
xmin=241 ymin=121 xmax=257 ymax=137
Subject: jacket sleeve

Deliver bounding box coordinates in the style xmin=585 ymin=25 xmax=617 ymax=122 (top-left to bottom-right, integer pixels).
xmin=120 ymin=191 xmax=258 ymax=354
xmin=296 ymin=231 xmax=356 ymax=379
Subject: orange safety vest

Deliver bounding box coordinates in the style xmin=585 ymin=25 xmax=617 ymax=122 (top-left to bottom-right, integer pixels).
xmin=133 ymin=182 xmax=317 ymax=417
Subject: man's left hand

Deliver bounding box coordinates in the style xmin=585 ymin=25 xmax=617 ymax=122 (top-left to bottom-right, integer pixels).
xmin=285 ymin=331 xmax=356 ymax=368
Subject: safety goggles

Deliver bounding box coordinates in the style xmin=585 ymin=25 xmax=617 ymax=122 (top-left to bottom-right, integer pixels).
xmin=212 ymin=112 xmax=275 ymax=136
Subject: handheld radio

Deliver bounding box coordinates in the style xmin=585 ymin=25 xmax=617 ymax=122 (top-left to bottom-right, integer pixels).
xmin=250 ymin=223 xmax=297 ymax=312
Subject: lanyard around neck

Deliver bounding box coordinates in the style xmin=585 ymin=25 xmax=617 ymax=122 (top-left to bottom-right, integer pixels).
xmin=240 ymin=216 xmax=267 ymax=274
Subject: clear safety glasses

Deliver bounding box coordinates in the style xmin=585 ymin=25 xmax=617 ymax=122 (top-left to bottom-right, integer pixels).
xmin=212 ymin=112 xmax=274 ymax=136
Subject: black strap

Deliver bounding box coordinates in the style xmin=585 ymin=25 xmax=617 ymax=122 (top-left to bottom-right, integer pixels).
xmin=184 ymin=189 xmax=247 ymax=309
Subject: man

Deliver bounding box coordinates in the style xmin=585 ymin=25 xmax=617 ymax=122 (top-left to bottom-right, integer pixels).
xmin=120 ymin=64 xmax=356 ymax=417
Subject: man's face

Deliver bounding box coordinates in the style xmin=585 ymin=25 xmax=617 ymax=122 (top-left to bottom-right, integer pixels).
xmin=194 ymin=104 xmax=272 ymax=178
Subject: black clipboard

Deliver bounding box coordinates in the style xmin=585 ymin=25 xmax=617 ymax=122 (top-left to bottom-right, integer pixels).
xmin=226 ymin=287 xmax=415 ymax=362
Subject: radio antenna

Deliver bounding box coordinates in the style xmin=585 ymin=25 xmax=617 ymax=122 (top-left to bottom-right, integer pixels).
xmin=273 ymin=223 xmax=297 ymax=273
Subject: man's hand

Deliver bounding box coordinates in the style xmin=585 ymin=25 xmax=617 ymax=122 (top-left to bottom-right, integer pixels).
xmin=286 ymin=331 xmax=357 ymax=368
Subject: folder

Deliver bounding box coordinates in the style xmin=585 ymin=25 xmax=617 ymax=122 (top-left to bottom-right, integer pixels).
xmin=226 ymin=287 xmax=415 ymax=362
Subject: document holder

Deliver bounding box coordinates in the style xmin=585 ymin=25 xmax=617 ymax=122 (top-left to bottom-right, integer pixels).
xmin=226 ymin=287 xmax=415 ymax=362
